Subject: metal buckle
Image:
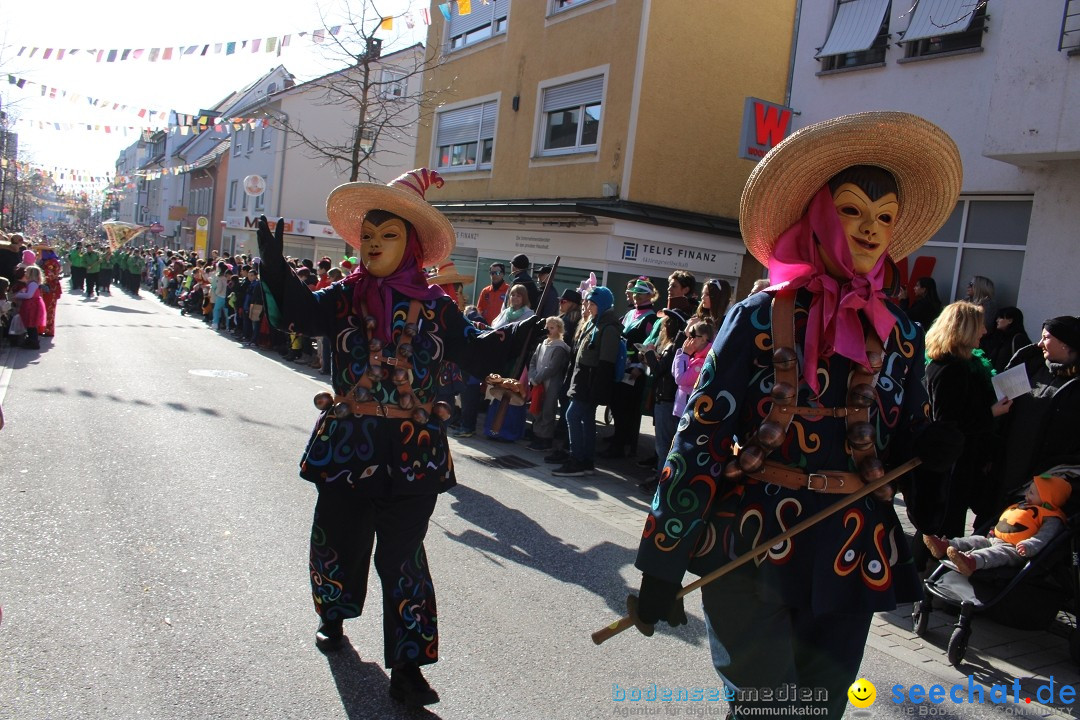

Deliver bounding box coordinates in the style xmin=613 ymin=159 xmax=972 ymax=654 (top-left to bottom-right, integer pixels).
xmin=807 ymin=473 xmax=828 ymax=491
xmin=375 ymin=403 xmax=388 ymax=418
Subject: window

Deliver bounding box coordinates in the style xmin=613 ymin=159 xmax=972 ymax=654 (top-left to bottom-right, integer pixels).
xmin=539 ymin=75 xmax=603 ymax=156
xmin=261 ymin=124 xmax=273 ymax=147
xmin=247 ymin=128 xmax=255 ymax=153
xmin=380 ymin=69 xmax=407 ymax=99
xmin=435 ymin=100 xmax=497 ymax=171
xmin=906 ymin=197 xmax=1031 ymax=308
xmin=817 ymin=0 xmax=891 ymax=71
xmin=233 ymin=132 xmax=241 ymax=156
xmin=550 ymin=0 xmax=598 ymax=14
xmin=901 ymin=0 xmax=987 ymax=58
xmin=447 ymin=0 xmax=509 ymax=52
xmin=229 ymin=180 xmax=238 ymax=210
xmin=242 ymin=187 xmax=249 ymax=211
xmin=1061 ymin=0 xmax=1080 ymax=52
xmin=254 ymin=177 xmax=267 ymax=211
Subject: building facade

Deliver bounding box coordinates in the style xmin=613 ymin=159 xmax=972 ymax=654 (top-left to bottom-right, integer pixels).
xmin=791 ymin=0 xmax=1080 ymax=336
xmin=415 ymin=0 xmax=796 ymax=304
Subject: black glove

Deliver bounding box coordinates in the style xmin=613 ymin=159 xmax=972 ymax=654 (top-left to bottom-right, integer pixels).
xmin=257 ymin=215 xmax=284 ymax=262
xmin=912 ymin=421 xmax=964 ymax=472
xmin=634 ymin=573 xmax=687 ymax=630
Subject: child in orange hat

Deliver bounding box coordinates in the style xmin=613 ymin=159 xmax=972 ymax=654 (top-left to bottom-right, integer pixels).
xmin=924 ymin=472 xmax=1073 ymax=575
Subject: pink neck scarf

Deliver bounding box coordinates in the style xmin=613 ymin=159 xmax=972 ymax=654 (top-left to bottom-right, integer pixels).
xmin=344 ymin=228 xmax=445 ymax=343
xmin=765 ymin=186 xmax=897 ymax=394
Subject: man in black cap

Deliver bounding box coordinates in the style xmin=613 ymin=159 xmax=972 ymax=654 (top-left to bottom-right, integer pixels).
xmin=508 ymin=253 xmax=541 ymax=310
xmin=534 ymin=264 xmax=559 ymax=318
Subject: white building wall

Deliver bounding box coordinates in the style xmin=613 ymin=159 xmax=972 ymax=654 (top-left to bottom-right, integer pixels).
xmin=789 ymin=0 xmax=1080 ymax=335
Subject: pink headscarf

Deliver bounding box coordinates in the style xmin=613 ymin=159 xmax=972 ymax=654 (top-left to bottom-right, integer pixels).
xmin=765 ymin=186 xmax=897 ymax=394
xmin=344 ymin=225 xmax=444 ymax=343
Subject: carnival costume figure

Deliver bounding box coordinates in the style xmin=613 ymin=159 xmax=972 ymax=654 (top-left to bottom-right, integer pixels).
xmin=256 ymin=169 xmax=541 ymax=708
xmin=39 ymin=248 xmax=63 ymax=337
xmin=632 ymin=113 xmax=964 ymax=718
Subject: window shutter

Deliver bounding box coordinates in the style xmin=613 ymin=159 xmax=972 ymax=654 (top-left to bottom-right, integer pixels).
xmin=437 ymin=104 xmax=484 ymax=146
xmin=493 ymin=0 xmax=511 ymax=19
xmin=816 ymin=0 xmax=891 ymax=57
xmin=542 ymin=76 xmax=604 ymax=113
xmin=901 ymin=0 xmax=977 ymax=43
xmin=480 ymin=102 xmax=497 ymax=141
xmin=448 ymin=1 xmax=497 ymax=36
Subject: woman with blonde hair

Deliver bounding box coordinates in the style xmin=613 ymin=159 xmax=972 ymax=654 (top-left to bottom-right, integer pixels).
xmin=921 ymin=301 xmax=1012 ymax=564
xmin=12 ymin=264 xmax=47 ymax=349
xmin=491 ymin=283 xmax=533 ymax=329
xmin=965 ymin=275 xmax=997 ymax=337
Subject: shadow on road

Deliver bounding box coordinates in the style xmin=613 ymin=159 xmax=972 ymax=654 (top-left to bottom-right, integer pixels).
xmin=443 ymin=482 xmax=706 ymax=648
xmin=325 ymin=643 xmax=442 ymax=719
xmin=95 ymin=304 xmax=154 ymax=314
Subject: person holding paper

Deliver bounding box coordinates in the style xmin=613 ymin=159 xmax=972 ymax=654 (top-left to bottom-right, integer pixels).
xmin=990 ymin=315 xmax=1080 ymax=523
xmin=923 ymin=301 xmax=1012 ymax=550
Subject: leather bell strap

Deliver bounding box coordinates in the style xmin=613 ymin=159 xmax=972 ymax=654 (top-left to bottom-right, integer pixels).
xmin=745 ymin=461 xmax=865 ymax=494
xmin=333 ymin=397 xmax=434 ymax=419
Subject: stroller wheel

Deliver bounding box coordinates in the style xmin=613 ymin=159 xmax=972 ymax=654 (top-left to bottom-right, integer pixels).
xmin=1070 ymin=629 xmax=1080 ymax=666
xmin=947 ymin=625 xmax=970 ymax=666
xmin=912 ymin=601 xmax=930 ymax=636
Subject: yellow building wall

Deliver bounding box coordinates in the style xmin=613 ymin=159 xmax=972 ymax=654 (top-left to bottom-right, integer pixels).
xmin=628 ymin=0 xmax=795 ymax=218
xmin=415 ymin=0 xmax=794 ymax=221
xmin=416 ymin=1 xmax=643 ymax=200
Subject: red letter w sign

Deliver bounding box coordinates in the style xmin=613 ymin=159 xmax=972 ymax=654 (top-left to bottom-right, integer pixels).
xmin=738 ymin=97 xmax=794 ymax=162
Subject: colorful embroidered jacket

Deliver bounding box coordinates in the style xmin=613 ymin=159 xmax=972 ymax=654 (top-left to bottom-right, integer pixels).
xmin=267 ymin=269 xmax=524 ymax=496
xmin=636 ymin=289 xmax=930 ymax=613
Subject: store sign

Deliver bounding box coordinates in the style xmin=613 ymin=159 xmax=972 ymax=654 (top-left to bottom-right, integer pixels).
xmin=307 ymin=221 xmax=342 ymax=240
xmin=224 ymin=216 xmax=308 ymax=234
xmin=609 ymin=238 xmax=743 ymax=277
xmin=738 ymin=97 xmax=793 ymax=162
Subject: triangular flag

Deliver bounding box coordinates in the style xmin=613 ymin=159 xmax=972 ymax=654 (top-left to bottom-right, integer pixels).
xmin=313 ymin=29 xmax=325 ymax=43
xmin=438 ymin=4 xmax=451 ymax=21
xmin=330 ymin=25 xmax=341 ymax=35
xmin=265 ymin=37 xmax=277 ymax=53
xmin=251 ymin=38 xmax=261 ymax=52
xmin=43 ymin=48 xmax=53 ymax=59
xmin=133 ymin=49 xmax=144 ymax=60
xmin=149 ymin=48 xmax=160 ymax=62
xmin=226 ymin=42 xmax=236 ymax=55
xmin=162 ymin=47 xmax=173 ymax=60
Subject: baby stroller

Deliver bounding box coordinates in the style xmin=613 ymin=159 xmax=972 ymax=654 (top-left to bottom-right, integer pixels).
xmin=179 ymin=284 xmax=204 ymax=316
xmin=911 ymin=473 xmax=1080 ymax=667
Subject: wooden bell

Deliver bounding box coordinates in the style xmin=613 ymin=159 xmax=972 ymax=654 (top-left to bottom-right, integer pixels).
xmin=313 ymin=392 xmax=334 ymax=411
xmin=738 ymin=444 xmax=766 ymax=473
xmin=411 ymin=408 xmax=430 ymax=424
xmin=368 ymin=338 xmax=383 ymax=353
xmin=352 ymin=386 xmax=372 ymax=402
xmin=847 ymin=421 xmax=875 ymax=451
xmin=332 ymin=402 xmax=352 ymax=419
xmin=848 ymin=383 xmax=877 ymax=408
xmin=772 ymin=347 xmax=797 ymax=372
xmin=398 ymin=394 xmax=416 ymax=410
xmin=364 ymin=315 xmax=377 ymax=332
xmin=770 ymin=382 xmax=796 ymax=405
xmin=402 ymin=322 xmax=418 ymax=338
xmin=723 ymin=460 xmax=745 ymax=480
xmin=433 ymin=401 xmax=452 ymax=421
xmin=756 ymin=421 xmax=786 ymax=451
xmin=859 ymin=457 xmax=885 ymax=482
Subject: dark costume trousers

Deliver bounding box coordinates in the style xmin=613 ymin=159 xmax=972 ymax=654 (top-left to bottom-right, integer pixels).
xmin=606 ymin=374 xmax=646 ymax=456
xmin=702 ymin=569 xmax=873 ymax=719
xmin=309 ymin=486 xmax=439 ymax=669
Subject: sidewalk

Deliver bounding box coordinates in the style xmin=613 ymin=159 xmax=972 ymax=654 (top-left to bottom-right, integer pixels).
xmin=449 ymin=410 xmax=1080 ymax=705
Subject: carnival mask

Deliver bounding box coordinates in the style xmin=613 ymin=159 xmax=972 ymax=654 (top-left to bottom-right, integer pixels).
xmin=824 ymin=182 xmax=898 ymax=276
xmin=360 ymin=216 xmax=408 ymax=277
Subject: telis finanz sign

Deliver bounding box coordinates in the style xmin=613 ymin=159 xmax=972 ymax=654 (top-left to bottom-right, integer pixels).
xmin=738 ymin=97 xmax=794 ymax=162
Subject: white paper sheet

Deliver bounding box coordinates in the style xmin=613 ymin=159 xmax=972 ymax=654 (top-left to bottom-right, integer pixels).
xmin=991 ymin=363 xmax=1032 ymax=401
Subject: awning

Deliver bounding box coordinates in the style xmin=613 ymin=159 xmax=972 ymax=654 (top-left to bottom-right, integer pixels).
xmin=816 ymin=0 xmax=891 ymax=57
xmin=901 ymin=0 xmax=978 ymax=43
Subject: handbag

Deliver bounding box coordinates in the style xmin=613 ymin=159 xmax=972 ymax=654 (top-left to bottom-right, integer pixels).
xmin=8 ymin=315 xmax=26 ymax=336
xmin=529 ymin=383 xmax=545 ymax=411
xmin=248 ymin=303 xmax=264 ymax=322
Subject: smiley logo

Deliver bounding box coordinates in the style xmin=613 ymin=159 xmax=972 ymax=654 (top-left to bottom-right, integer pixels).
xmin=848 ymin=678 xmax=876 ymax=708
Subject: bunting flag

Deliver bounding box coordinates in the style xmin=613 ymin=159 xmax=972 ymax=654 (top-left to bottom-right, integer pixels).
xmin=439 ymin=4 xmax=451 ymax=21
xmin=459 ymin=0 xmax=472 ymax=15
xmin=7 ymin=20 xmax=364 ymax=64
xmin=380 ymin=17 xmax=393 ymax=31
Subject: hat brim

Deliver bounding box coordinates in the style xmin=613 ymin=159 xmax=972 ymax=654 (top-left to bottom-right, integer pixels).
xmin=740 ymin=111 xmax=962 ymax=266
xmin=428 ymin=272 xmax=474 ymax=285
xmin=326 ymin=182 xmax=456 ymax=268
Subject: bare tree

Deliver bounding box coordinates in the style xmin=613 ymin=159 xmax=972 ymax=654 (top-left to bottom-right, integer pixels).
xmin=266 ymin=1 xmax=449 ymax=183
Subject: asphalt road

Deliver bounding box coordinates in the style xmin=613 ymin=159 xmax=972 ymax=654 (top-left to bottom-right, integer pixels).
xmin=0 ymin=289 xmax=1068 ymax=719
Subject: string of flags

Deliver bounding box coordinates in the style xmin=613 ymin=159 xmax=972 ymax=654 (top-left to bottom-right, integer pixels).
xmin=5 ymin=6 xmax=447 ymax=64
xmin=7 ymin=74 xmax=170 ymax=124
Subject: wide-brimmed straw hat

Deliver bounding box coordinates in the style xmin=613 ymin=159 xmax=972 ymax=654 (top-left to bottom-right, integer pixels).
xmin=427 ymin=260 xmax=474 ymax=286
xmin=740 ymin=111 xmax=962 ymax=266
xmin=326 ymin=168 xmax=455 ymax=268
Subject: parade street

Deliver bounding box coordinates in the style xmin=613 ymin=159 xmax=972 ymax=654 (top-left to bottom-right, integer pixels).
xmin=0 ymin=290 xmax=1074 ymax=720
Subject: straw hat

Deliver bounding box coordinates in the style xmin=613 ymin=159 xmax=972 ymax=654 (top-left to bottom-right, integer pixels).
xmin=326 ymin=168 xmax=455 ymax=268
xmin=427 ymin=260 xmax=474 ymax=286
xmin=740 ymin=111 xmax=962 ymax=266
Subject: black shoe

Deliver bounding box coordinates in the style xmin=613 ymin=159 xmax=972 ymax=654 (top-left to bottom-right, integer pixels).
xmin=544 ymin=450 xmax=570 ymax=464
xmin=526 ymin=439 xmax=552 ymax=451
xmin=389 ymin=664 xmax=440 ymax=707
xmin=635 ymin=455 xmax=659 ymax=468
xmin=552 ymin=459 xmax=594 ymax=477
xmin=315 ymin=619 xmax=344 ymax=652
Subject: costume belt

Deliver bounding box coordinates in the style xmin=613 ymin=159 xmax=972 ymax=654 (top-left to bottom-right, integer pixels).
xmin=745 ymin=461 xmax=865 ymax=494
xmin=332 ymin=396 xmax=435 ymax=420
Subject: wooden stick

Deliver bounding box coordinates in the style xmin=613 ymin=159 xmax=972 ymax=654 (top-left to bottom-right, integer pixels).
xmin=591 ymin=458 xmax=923 ymax=645
xmin=490 ymin=255 xmax=561 ymax=434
